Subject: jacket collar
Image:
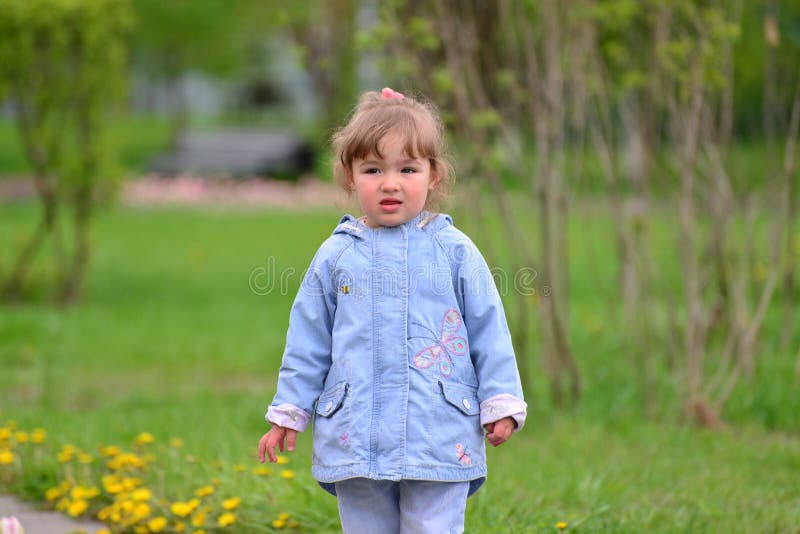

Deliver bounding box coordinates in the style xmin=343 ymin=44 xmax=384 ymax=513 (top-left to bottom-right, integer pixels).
xmin=333 ymin=211 xmax=453 ymax=239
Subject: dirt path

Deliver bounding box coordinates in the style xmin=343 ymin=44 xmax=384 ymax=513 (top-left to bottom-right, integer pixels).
xmin=0 ymin=495 xmax=106 ymax=534
xmin=0 ymin=175 xmax=357 ymax=210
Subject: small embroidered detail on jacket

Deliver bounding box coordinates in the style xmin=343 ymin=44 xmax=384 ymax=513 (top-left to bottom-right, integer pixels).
xmin=339 ymin=285 xmax=350 ymax=294
xmin=455 ymin=443 xmax=471 ymax=465
xmin=409 ymin=308 xmax=468 ymax=377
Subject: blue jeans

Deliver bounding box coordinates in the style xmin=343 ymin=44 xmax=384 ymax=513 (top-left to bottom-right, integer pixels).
xmin=335 ymin=478 xmax=470 ymax=534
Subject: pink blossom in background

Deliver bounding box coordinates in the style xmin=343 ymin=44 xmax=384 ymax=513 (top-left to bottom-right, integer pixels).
xmin=1 ymin=516 xmax=24 ymax=534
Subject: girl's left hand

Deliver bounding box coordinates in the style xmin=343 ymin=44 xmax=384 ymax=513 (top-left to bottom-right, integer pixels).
xmin=483 ymin=417 xmax=515 ymax=447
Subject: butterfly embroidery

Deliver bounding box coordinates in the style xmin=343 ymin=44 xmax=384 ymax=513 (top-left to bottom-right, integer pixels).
xmin=455 ymin=443 xmax=471 ymax=465
xmin=409 ymin=308 xmax=468 ymax=376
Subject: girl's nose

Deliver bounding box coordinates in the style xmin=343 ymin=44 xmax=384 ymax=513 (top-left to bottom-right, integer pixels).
xmin=380 ymin=174 xmax=400 ymax=191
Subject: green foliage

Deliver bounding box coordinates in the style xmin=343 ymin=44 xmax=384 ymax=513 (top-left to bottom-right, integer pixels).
xmin=129 ymin=0 xmax=269 ymax=80
xmin=0 ymin=0 xmax=131 ymax=189
xmin=0 ymin=0 xmax=132 ymax=303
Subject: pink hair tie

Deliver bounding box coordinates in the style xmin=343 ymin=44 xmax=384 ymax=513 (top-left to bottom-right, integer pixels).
xmin=381 ymin=87 xmax=404 ymax=100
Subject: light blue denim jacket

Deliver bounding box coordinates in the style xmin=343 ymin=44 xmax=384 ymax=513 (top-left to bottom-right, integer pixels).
xmin=266 ymin=211 xmax=527 ymax=496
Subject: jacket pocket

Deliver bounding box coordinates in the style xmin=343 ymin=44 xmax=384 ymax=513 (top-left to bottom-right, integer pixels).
xmin=427 ymin=380 xmax=485 ymax=467
xmin=315 ymin=381 xmax=348 ymax=418
xmin=438 ymin=380 xmax=480 ymax=416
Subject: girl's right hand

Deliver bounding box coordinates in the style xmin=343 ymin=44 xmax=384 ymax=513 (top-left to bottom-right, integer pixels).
xmin=258 ymin=425 xmax=298 ymax=463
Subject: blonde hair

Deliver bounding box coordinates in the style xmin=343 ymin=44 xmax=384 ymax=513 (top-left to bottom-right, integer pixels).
xmin=332 ymin=89 xmax=454 ymax=211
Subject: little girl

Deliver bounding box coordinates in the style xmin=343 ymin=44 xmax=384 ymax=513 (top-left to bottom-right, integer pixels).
xmin=258 ymin=88 xmax=526 ymax=533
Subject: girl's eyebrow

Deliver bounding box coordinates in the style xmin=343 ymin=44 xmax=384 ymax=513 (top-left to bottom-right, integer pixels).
xmin=359 ymin=157 xmax=421 ymax=166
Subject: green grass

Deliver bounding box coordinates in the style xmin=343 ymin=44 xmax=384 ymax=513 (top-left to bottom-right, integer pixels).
xmin=1 ymin=200 xmax=799 ymax=532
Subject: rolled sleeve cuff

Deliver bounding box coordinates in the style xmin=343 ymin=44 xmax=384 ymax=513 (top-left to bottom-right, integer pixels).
xmin=266 ymin=403 xmax=312 ymax=432
xmin=480 ymin=394 xmax=527 ymax=431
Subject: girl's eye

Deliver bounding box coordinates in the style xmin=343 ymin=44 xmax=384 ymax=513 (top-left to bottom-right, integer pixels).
xmin=364 ymin=168 xmax=380 ymax=174
xmin=401 ymin=167 xmax=417 ymax=174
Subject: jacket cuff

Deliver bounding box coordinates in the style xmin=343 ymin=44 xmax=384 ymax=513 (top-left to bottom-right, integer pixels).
xmin=480 ymin=394 xmax=527 ymax=431
xmin=266 ymin=404 xmax=312 ymax=432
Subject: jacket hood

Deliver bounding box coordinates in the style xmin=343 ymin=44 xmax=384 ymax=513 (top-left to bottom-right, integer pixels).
xmin=333 ymin=212 xmax=453 ymax=239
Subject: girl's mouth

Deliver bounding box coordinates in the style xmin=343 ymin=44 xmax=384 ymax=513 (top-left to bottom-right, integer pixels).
xmin=380 ymin=199 xmax=402 ymax=212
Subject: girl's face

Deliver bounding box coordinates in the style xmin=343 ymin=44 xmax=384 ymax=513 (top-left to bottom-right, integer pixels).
xmin=349 ymin=132 xmax=438 ymax=228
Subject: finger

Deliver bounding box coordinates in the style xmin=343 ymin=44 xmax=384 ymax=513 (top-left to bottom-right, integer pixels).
xmin=286 ymin=430 xmax=297 ymax=452
xmin=278 ymin=436 xmax=285 ymax=453
xmin=267 ymin=439 xmax=278 ymax=463
xmin=483 ymin=422 xmax=495 ymax=433
xmin=498 ymin=424 xmax=515 ymax=444
xmin=258 ymin=438 xmax=267 ymax=463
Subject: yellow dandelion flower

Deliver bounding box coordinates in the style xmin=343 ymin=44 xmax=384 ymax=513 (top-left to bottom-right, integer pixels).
xmin=31 ymin=428 xmax=46 ymax=444
xmin=45 ymin=487 xmax=62 ymax=501
xmin=222 ymin=497 xmax=241 ymax=510
xmin=170 ymin=437 xmax=184 ymax=448
xmin=97 ymin=530 xmax=111 ymax=534
xmin=122 ymin=476 xmax=143 ymax=490
xmin=132 ymin=488 xmax=152 ymax=502
xmin=171 ymin=502 xmax=192 ymax=517
xmin=148 ymin=516 xmax=168 ymax=532
xmin=194 ymin=531 xmax=206 ymax=534
xmin=14 ymin=431 xmax=29 ymax=444
xmin=233 ymin=464 xmax=246 ymax=472
xmin=272 ymin=518 xmax=286 ymax=529
xmin=252 ymin=466 xmax=271 ymax=476
xmin=191 ymin=510 xmax=207 ymax=527
xmin=195 ymin=485 xmax=214 ymax=497
xmin=55 ymin=497 xmax=70 ymax=511
xmin=57 ymin=450 xmax=74 ymax=463
xmin=187 ymin=498 xmax=200 ymax=512
xmin=0 ymin=428 xmax=10 ymax=441
xmin=133 ymin=502 xmax=151 ymax=520
xmin=85 ymin=487 xmax=100 ymax=499
xmin=58 ymin=480 xmax=72 ymax=492
xmin=0 ymin=449 xmax=14 ymax=465
xmin=105 ymin=482 xmax=124 ymax=494
xmin=280 ymin=470 xmax=295 ymax=480
xmin=70 ymin=486 xmax=88 ymax=500
xmin=217 ymin=513 xmax=236 ymax=527
xmin=78 ymin=453 xmax=93 ymax=464
xmin=556 ymin=521 xmax=568 ymax=530
xmin=173 ymin=521 xmax=186 ymax=533
xmin=98 ymin=506 xmax=113 ymax=521
xmin=99 ymin=445 xmax=121 ymax=457
xmin=67 ymin=499 xmax=88 ymax=517
xmin=276 ymin=455 xmax=290 ymax=465
xmin=134 ymin=432 xmax=154 ymax=446
xmin=133 ymin=527 xmax=148 ymax=534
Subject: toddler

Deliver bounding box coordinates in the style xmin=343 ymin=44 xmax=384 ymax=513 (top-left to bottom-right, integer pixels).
xmin=258 ymin=87 xmax=526 ymax=533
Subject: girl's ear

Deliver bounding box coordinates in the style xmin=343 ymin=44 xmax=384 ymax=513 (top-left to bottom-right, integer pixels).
xmin=429 ymin=161 xmax=442 ymax=189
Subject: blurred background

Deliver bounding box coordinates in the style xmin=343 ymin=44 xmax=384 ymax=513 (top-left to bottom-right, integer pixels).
xmin=1 ymin=1 xmax=800 ymax=532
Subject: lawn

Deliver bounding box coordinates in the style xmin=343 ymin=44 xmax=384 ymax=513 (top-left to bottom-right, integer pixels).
xmin=0 ymin=200 xmax=798 ymax=533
